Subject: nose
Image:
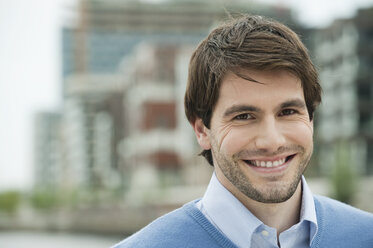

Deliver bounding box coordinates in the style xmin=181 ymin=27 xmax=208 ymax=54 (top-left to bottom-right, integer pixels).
xmin=253 ymin=117 xmax=286 ymax=152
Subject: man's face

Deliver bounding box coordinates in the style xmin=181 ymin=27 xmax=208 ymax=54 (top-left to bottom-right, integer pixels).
xmin=193 ymin=69 xmax=314 ymax=204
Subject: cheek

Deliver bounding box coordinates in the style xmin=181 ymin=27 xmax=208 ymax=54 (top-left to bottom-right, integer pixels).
xmin=282 ymin=121 xmax=313 ymax=146
xmin=218 ymin=126 xmax=255 ymax=155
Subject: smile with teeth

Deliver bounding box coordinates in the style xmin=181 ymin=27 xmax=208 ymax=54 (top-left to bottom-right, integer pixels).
xmin=245 ymin=155 xmax=294 ymax=168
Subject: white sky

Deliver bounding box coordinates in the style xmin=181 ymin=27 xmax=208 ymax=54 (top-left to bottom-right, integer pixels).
xmin=0 ymin=0 xmax=69 ymax=190
xmin=0 ymin=0 xmax=372 ymax=190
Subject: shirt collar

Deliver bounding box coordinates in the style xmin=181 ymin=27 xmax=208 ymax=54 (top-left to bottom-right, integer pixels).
xmin=300 ymin=176 xmax=318 ymax=244
xmin=199 ymin=173 xmax=318 ymax=247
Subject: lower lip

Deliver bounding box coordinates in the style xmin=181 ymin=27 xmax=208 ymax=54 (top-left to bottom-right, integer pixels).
xmin=245 ymin=156 xmax=294 ymax=174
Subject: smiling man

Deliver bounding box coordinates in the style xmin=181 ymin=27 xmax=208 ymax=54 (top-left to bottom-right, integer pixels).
xmin=113 ymin=15 xmax=373 ymax=248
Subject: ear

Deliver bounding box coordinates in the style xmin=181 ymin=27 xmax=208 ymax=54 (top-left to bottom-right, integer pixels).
xmin=191 ymin=118 xmax=211 ymax=150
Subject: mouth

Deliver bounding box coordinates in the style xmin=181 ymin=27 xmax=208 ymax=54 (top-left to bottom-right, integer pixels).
xmin=243 ymin=154 xmax=296 ymax=168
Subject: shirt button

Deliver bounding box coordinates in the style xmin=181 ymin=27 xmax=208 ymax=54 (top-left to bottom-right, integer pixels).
xmin=261 ymin=230 xmax=269 ymax=237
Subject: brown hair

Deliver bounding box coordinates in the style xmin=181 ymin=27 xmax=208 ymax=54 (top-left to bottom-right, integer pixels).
xmin=184 ymin=14 xmax=322 ymax=166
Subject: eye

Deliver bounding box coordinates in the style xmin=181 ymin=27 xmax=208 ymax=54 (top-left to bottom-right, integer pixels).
xmin=280 ymin=109 xmax=297 ymax=116
xmin=234 ymin=113 xmax=254 ymax=120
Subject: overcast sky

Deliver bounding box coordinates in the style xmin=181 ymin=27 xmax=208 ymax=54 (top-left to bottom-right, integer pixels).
xmin=0 ymin=0 xmax=372 ymax=190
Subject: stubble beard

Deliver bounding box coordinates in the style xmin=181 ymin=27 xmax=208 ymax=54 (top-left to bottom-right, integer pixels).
xmin=212 ymin=145 xmax=312 ymax=204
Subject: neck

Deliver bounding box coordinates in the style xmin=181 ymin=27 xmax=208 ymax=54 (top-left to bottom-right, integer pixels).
xmin=249 ymin=183 xmax=302 ymax=234
xmin=216 ymin=171 xmax=302 ymax=236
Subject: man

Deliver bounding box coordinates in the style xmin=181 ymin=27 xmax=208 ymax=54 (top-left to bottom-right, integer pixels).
xmin=114 ymin=15 xmax=373 ymax=248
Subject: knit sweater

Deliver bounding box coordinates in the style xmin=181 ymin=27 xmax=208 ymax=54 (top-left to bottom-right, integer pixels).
xmin=113 ymin=196 xmax=373 ymax=248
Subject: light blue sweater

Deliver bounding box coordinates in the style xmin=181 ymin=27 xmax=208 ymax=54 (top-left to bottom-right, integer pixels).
xmin=113 ymin=196 xmax=373 ymax=248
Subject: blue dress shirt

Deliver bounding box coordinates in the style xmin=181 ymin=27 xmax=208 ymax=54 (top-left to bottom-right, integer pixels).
xmin=196 ymin=174 xmax=318 ymax=248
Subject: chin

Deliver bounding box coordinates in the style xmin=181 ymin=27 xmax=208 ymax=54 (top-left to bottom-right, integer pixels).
xmin=239 ymin=176 xmax=302 ymax=204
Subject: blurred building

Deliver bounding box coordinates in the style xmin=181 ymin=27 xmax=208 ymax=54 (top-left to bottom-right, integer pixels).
xmin=63 ymin=74 xmax=126 ymax=190
xmin=314 ymin=6 xmax=373 ymax=174
xmin=61 ymin=0 xmax=218 ymax=190
xmin=33 ymin=112 xmax=64 ymax=189
xmin=118 ymin=43 xmax=210 ymax=196
xmin=61 ymin=0 xmax=297 ymax=79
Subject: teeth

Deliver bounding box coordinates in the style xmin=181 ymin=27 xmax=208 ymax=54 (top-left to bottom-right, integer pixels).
xmin=250 ymin=158 xmax=286 ymax=168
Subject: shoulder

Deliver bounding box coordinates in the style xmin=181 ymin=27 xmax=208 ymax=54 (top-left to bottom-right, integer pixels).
xmin=314 ymin=195 xmax=373 ymax=223
xmin=112 ymin=205 xmax=194 ymax=248
xmin=312 ymin=195 xmax=373 ymax=247
xmin=112 ymin=200 xmax=235 ymax=248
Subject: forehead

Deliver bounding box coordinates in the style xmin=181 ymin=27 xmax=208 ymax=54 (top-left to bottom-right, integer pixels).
xmin=217 ymin=69 xmax=304 ymax=108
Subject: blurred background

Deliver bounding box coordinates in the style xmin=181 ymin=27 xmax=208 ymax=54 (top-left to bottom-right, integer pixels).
xmin=0 ymin=0 xmax=373 ymax=247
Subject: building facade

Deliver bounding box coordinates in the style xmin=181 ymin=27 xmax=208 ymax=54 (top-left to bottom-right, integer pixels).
xmin=314 ymin=6 xmax=373 ymax=174
xmin=33 ymin=112 xmax=64 ymax=189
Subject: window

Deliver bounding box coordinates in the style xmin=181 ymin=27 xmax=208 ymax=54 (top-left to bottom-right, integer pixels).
xmin=142 ymin=102 xmax=176 ymax=130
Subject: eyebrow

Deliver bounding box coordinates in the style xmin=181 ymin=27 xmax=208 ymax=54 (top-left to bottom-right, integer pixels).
xmin=280 ymin=99 xmax=307 ymax=109
xmin=223 ymin=105 xmax=261 ymax=118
